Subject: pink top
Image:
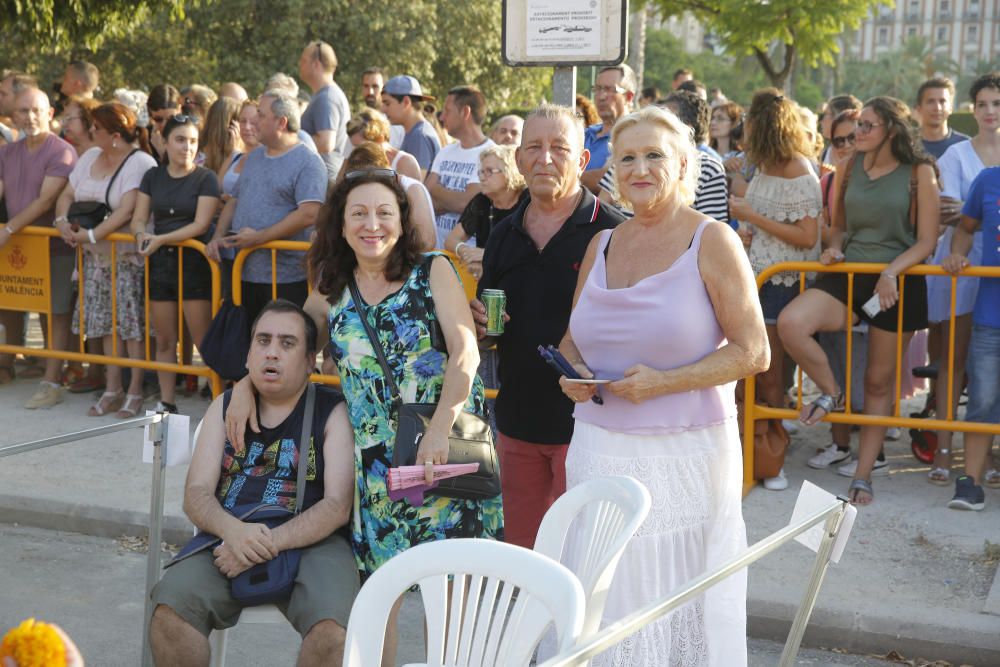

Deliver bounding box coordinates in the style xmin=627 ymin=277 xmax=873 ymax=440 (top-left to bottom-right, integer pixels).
xmin=570 ymin=221 xmax=736 ymax=434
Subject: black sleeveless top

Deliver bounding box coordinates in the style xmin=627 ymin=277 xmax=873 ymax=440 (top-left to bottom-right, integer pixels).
xmin=218 ymin=384 xmax=344 ymax=513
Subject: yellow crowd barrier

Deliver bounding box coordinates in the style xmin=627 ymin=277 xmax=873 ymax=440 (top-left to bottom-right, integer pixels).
xmin=742 ymin=261 xmax=1000 ymax=495
xmin=0 ymin=225 xmax=223 ymax=396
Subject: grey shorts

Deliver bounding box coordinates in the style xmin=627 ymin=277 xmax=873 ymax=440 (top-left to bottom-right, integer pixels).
xmin=150 ymin=532 xmax=359 ymax=638
xmin=50 ymin=252 xmax=76 ymax=315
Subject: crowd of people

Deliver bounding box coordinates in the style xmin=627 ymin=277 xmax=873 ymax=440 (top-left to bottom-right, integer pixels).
xmin=0 ymin=46 xmax=998 ymax=666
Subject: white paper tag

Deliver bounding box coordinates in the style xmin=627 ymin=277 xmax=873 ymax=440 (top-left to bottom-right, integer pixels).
xmin=789 ymin=480 xmax=857 ymax=564
xmin=142 ymin=412 xmax=192 ymax=467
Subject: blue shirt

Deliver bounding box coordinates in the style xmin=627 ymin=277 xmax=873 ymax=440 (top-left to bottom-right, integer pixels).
xmin=961 ymin=166 xmax=1000 ymax=328
xmin=584 ymin=124 xmax=610 ymax=171
xmin=922 ymin=128 xmax=970 ymax=160
xmin=300 ymin=83 xmax=350 ymax=180
xmin=401 ymin=120 xmax=441 ymax=171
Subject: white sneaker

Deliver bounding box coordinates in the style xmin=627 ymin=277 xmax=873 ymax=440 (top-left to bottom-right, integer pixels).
xmin=807 ymin=444 xmax=852 ymax=470
xmin=837 ymin=457 xmax=889 ymax=478
xmin=885 ymin=427 xmax=902 ymax=441
xmin=764 ymin=468 xmax=788 ymax=490
xmin=25 ymin=382 xmax=64 ymax=409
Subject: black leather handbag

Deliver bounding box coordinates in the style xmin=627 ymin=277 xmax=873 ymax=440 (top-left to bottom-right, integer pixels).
xmin=348 ymin=278 xmax=501 ymax=501
xmin=67 ymin=149 xmax=139 ymax=230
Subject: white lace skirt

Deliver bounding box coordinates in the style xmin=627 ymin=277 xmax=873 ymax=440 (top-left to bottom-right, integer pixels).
xmin=564 ymin=419 xmax=748 ymax=667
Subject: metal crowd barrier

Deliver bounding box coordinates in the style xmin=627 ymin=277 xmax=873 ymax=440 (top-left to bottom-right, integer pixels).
xmin=540 ymin=496 xmax=852 ymax=667
xmin=0 ymin=412 xmax=173 ymax=667
xmin=0 ymin=226 xmax=223 ymax=397
xmin=742 ymin=261 xmax=1000 ymax=495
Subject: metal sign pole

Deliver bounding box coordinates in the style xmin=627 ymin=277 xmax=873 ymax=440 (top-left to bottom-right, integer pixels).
xmin=141 ymin=416 xmax=169 ymax=667
xmin=553 ymin=66 xmax=577 ymax=108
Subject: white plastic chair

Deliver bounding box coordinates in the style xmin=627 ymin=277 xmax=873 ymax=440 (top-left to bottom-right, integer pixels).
xmin=342 ymin=538 xmax=586 ymax=667
xmin=533 ymin=476 xmax=651 ymax=657
xmin=183 ymin=419 xmax=292 ymax=667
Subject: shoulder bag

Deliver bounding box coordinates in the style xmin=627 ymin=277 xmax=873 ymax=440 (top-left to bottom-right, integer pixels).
xmin=348 ymin=277 xmax=501 ymax=501
xmin=67 ymin=149 xmax=140 ymax=230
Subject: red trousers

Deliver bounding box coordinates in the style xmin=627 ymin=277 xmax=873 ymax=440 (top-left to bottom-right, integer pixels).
xmin=497 ymin=432 xmax=568 ymax=549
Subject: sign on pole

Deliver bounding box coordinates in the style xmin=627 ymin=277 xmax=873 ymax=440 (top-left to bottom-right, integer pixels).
xmin=502 ymin=0 xmax=628 ymax=67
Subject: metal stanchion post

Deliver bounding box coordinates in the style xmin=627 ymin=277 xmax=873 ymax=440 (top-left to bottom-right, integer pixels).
xmin=778 ymin=502 xmax=848 ymax=666
xmin=141 ymin=414 xmax=169 ymax=667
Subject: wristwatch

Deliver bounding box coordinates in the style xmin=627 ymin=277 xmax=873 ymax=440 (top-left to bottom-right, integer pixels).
xmin=53 ymin=215 xmax=68 ymax=227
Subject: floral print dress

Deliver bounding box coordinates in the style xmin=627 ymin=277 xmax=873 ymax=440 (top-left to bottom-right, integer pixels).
xmin=328 ymin=254 xmax=504 ymax=576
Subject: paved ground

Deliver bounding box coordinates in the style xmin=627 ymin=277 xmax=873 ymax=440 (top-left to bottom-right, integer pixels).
xmin=1 ymin=355 xmax=999 ymax=665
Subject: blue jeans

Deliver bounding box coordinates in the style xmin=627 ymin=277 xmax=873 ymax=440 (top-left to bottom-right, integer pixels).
xmin=965 ymin=324 xmax=1000 ymax=424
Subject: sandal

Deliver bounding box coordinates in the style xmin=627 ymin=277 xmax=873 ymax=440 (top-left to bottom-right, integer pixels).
xmin=848 ymin=478 xmax=874 ymax=505
xmin=800 ymin=393 xmax=844 ymax=426
xmin=88 ymin=390 xmax=125 ymax=417
xmin=985 ymin=468 xmax=1000 ymax=490
xmin=116 ymin=393 xmax=144 ymax=419
xmin=927 ymin=448 xmax=951 ymax=485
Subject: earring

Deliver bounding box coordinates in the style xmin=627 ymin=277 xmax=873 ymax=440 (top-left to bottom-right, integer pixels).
xmin=112 ymin=139 xmax=117 ymax=149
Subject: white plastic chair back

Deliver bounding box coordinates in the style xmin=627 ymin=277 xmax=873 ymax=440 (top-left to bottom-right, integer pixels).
xmin=533 ymin=476 xmax=651 ymax=643
xmin=185 ymin=419 xmax=290 ymax=667
xmin=343 ymin=538 xmax=585 ymax=667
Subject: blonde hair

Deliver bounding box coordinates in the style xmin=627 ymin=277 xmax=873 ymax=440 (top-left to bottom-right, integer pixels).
xmin=346 ymin=108 xmax=391 ymax=144
xmin=202 ymin=97 xmax=242 ymax=173
xmin=610 ymin=105 xmax=700 ymax=206
xmin=479 ymin=144 xmax=525 ymax=192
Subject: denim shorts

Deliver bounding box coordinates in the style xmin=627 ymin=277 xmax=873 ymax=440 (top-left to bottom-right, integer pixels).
xmin=759 ymin=280 xmax=800 ymax=324
xmin=965 ymin=324 xmax=1000 ymax=424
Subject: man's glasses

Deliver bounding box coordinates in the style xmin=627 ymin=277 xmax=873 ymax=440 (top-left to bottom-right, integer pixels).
xmin=831 ymin=133 xmax=856 ymax=149
xmin=856 ymin=120 xmax=884 ymax=134
xmin=345 ymin=168 xmax=397 ymax=181
xmin=477 ymin=167 xmax=503 ymax=179
xmin=591 ymin=84 xmax=627 ymax=96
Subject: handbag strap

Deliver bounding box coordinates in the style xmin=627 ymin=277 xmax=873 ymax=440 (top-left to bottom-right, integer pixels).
xmin=348 ymin=278 xmax=402 ymax=405
xmin=293 ymin=383 xmax=316 ymax=515
xmin=104 ymin=148 xmax=140 ymax=208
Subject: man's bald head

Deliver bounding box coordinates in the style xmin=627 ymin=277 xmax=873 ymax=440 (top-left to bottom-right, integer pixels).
xmin=220 ymin=82 xmax=248 ymax=102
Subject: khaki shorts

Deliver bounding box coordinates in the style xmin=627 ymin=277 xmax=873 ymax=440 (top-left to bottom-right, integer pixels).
xmin=150 ymin=532 xmax=359 ymax=637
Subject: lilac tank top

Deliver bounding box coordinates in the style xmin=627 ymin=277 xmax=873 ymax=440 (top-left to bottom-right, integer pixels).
xmin=570 ymin=221 xmax=736 ymax=434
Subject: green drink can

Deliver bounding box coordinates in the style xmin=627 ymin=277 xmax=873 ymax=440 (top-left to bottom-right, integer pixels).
xmin=481 ymin=289 xmax=506 ymax=336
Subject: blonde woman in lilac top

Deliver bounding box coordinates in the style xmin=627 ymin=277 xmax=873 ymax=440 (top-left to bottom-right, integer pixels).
xmin=557 ymin=106 xmax=769 ymax=667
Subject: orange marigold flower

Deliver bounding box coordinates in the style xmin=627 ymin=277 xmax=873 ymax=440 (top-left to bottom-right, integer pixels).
xmin=0 ymin=618 xmax=67 ymax=667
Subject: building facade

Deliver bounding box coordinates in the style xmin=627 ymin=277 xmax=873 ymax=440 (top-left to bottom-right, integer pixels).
xmin=849 ymin=0 xmax=999 ymax=73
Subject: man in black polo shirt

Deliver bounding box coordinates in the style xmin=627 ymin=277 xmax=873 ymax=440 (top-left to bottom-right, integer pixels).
xmin=473 ymin=103 xmax=623 ymax=549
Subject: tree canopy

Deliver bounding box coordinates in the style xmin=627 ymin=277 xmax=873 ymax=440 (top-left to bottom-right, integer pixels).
xmin=1 ymin=0 xmax=551 ymax=116
xmin=652 ymin=0 xmax=886 ymax=90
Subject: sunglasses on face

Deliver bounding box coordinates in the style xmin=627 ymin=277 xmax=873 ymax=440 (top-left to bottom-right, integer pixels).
xmin=831 ymin=133 xmax=856 ymax=149
xmin=344 ymin=168 xmax=397 ymax=181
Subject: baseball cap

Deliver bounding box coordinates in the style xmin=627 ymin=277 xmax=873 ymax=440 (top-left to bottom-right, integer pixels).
xmin=383 ymin=75 xmax=434 ymax=101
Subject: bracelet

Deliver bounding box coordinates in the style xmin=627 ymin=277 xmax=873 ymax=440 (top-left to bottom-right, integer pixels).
xmin=455 ymin=241 xmax=467 ymax=254
xmin=87 ymin=229 xmax=97 ymax=245
xmin=53 ymin=216 xmax=68 ymax=227
xmin=2 ymin=226 xmax=11 ymax=236
xmin=880 ymin=270 xmax=896 ymax=280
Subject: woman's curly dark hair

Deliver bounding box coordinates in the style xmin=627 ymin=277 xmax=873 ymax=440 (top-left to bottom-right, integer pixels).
xmin=863 ymin=96 xmax=935 ymax=172
xmin=308 ymin=170 xmax=423 ymax=303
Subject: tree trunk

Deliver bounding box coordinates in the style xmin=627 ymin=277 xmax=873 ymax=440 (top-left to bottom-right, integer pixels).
xmin=754 ymin=41 xmax=796 ymax=90
xmin=627 ymin=5 xmax=649 ymax=92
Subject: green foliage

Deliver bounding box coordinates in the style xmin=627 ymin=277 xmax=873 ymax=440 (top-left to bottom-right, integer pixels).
xmin=652 ymin=0 xmax=886 ymax=88
xmin=640 ymin=28 xmax=768 ymax=106
xmin=843 ymin=37 xmax=959 ymax=104
xmin=1 ymin=0 xmax=551 ymax=117
xmin=0 ymin=0 xmax=186 ymax=51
